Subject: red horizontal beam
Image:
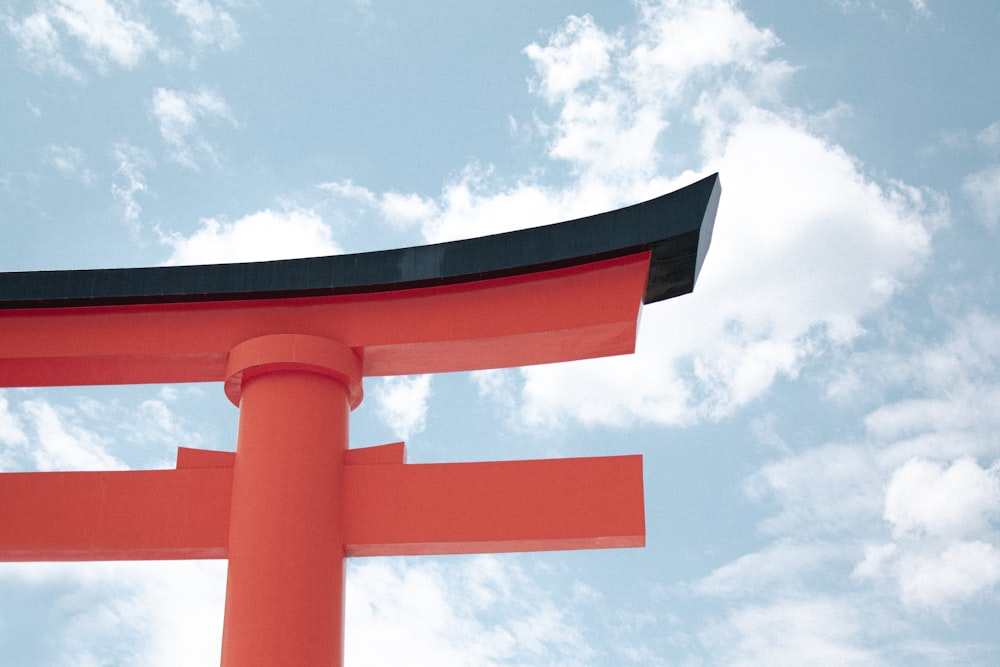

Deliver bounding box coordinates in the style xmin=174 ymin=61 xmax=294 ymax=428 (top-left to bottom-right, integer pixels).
xmin=0 ymin=452 xmax=643 ymax=561
xmin=343 ymin=454 xmax=645 ymax=556
xmin=0 ymin=468 xmax=233 ymax=561
xmin=0 ymin=253 xmax=648 ymax=387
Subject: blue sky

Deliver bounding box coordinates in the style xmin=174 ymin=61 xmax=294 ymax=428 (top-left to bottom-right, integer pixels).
xmin=2 ymin=0 xmax=999 ymax=664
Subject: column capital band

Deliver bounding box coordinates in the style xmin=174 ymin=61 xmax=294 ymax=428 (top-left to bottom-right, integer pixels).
xmin=224 ymin=334 xmax=364 ymax=408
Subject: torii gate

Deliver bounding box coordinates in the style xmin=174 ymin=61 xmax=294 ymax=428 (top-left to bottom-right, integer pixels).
xmin=0 ymin=174 xmax=719 ymax=665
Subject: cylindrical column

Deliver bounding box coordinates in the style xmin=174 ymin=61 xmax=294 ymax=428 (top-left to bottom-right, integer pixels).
xmin=220 ymin=335 xmax=363 ymax=667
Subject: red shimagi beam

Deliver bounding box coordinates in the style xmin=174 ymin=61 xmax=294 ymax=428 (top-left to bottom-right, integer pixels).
xmin=0 ymin=253 xmax=649 ymax=387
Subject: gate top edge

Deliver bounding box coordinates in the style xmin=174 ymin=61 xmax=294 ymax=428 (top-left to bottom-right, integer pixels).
xmin=1 ymin=174 xmax=719 ymax=310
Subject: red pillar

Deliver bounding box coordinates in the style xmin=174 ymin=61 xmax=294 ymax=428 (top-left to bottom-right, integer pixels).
xmin=220 ymin=335 xmax=363 ymax=667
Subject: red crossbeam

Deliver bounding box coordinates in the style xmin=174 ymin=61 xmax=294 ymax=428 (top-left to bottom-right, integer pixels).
xmin=0 ymin=445 xmax=643 ymax=562
xmin=0 ymin=254 xmax=649 ymax=387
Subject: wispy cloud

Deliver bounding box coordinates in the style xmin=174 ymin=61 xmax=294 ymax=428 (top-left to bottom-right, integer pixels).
xmin=697 ymin=597 xmax=877 ymax=666
xmin=318 ymin=179 xmax=440 ymax=234
xmin=963 ymin=165 xmax=1000 ymax=231
xmin=168 ymin=0 xmax=239 ymax=52
xmin=9 ymin=399 xmax=125 ymax=471
xmin=699 ymin=309 xmax=1000 ymax=656
xmin=6 ymin=0 xmax=243 ymax=79
xmin=346 ymin=556 xmax=597 ymax=665
xmin=0 ymin=386 xmax=211 ymax=473
xmin=977 ymin=120 xmax=1000 ymax=150
xmin=43 ymin=143 xmax=95 ymax=184
xmin=909 ymin=0 xmax=931 ymax=17
xmin=0 ymin=393 xmax=30 ymax=471
xmin=150 ymin=87 xmax=236 ymax=168
xmin=52 ymin=0 xmax=157 ymax=70
xmin=5 ymin=9 xmax=83 ymax=80
xmin=110 ymin=141 xmax=152 ymax=229
xmin=0 ymin=560 xmax=226 ymax=666
xmin=5 ymin=0 xmax=158 ymax=79
xmin=374 ymin=375 xmax=433 ymax=441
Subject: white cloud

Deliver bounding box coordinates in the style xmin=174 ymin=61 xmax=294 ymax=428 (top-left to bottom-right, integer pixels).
xmin=852 ymin=542 xmax=898 ymax=580
xmin=510 ymin=0 xmax=941 ymax=427
xmin=0 ymin=392 xmax=29 ymax=448
xmin=347 ymin=558 xmax=509 ymax=665
xmin=151 ymin=87 xmax=235 ymax=168
xmin=977 ymin=120 xmax=1000 ymax=149
xmin=169 ymin=0 xmax=240 ymax=51
xmin=7 ymin=0 xmax=244 ymax=78
xmin=378 ymin=191 xmax=439 ymax=230
xmin=832 ymin=312 xmax=1000 ymax=403
xmin=896 ymin=541 xmax=1000 ymax=610
xmin=0 ymin=561 xmax=226 ymax=667
xmin=319 ymin=180 xmax=440 ymax=233
xmin=698 ymin=598 xmax=876 ymax=667
xmin=374 ymin=375 xmax=433 ymax=440
xmin=20 ymin=399 xmax=125 ymax=471
xmin=160 ymin=208 xmax=340 ymax=264
xmin=122 ymin=561 xmax=227 ymax=666
xmin=695 ymin=541 xmax=841 ymax=597
xmin=908 ymin=0 xmax=931 ymax=16
xmin=518 ymin=109 xmax=936 ymax=428
xmin=346 ymin=556 xmax=596 ymax=665
xmin=6 ymin=0 xmax=158 ymax=78
xmin=859 ymin=538 xmax=1000 ymax=612
xmin=527 ymin=13 xmax=656 ymax=186
xmin=421 ymin=169 xmax=570 ymax=243
xmin=3 ymin=555 xmax=605 ymax=666
xmin=737 ymin=309 xmax=1000 ymax=617
xmin=963 ymin=165 xmax=1000 ymax=231
xmin=0 ymin=392 xmax=29 ymax=471
xmin=523 ymin=0 xmax=787 ymax=186
xmin=318 ymin=178 xmax=378 ymax=204
xmin=110 ymin=141 xmax=152 ymax=227
xmin=470 ymin=369 xmax=519 ymax=418
xmin=865 ymin=388 xmax=1000 ymax=447
xmin=629 ymin=0 xmax=784 ymax=102
xmin=44 ymin=143 xmax=95 ymax=184
xmin=745 ymin=444 xmax=885 ymax=537
xmin=51 ymin=0 xmax=157 ymax=70
xmin=5 ymin=10 xmax=83 ymax=80
xmin=884 ymin=457 xmax=1000 ymax=540
xmin=843 ymin=311 xmax=1000 ymax=464
xmin=524 ymin=14 xmax=617 ymax=104
xmin=0 ymin=387 xmax=217 ymax=475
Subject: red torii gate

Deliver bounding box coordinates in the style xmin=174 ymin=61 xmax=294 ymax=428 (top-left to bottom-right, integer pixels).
xmin=0 ymin=174 xmax=719 ymax=665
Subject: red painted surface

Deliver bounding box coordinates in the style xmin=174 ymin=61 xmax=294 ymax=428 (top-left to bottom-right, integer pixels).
xmin=0 ymin=252 xmax=654 ymax=667
xmin=0 ymin=448 xmax=643 ymax=562
xmin=221 ymin=337 xmax=357 ymax=667
xmin=0 ymin=253 xmax=649 ymax=388
xmin=0 ymin=467 xmax=232 ymax=561
xmin=344 ymin=441 xmax=405 ymax=465
xmin=343 ymin=453 xmax=645 ymax=557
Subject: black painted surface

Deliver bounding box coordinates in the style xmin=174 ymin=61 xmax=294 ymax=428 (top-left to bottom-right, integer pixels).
xmin=0 ymin=174 xmax=719 ymax=309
